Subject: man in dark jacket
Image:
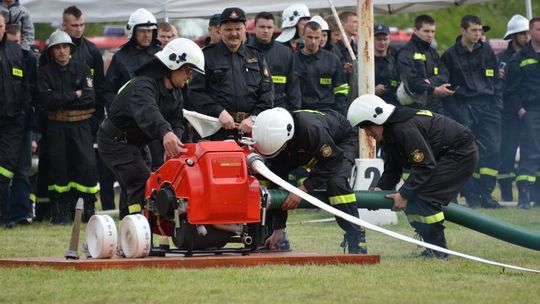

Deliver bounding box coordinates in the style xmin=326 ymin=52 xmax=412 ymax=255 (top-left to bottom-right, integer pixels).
xmin=252 ymin=107 xmax=367 ymax=254
xmin=374 ymin=24 xmax=399 ymax=106
xmin=98 ymin=38 xmax=205 ymax=219
xmin=441 ymin=15 xmax=502 ymax=209
xmin=348 ymin=94 xmax=478 ymax=258
xmin=505 ymin=17 xmax=540 ymax=209
xmin=397 ymin=15 xmax=453 ymax=111
xmin=189 ymin=7 xmax=273 ymax=140
xmin=249 ymin=11 xmax=301 ymax=111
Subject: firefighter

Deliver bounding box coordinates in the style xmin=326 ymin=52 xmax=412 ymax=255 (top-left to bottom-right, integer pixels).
xmin=293 ymin=21 xmax=348 ymax=115
xmin=205 ymin=13 xmax=221 ymax=46
xmin=374 ymin=24 xmax=400 ymax=106
xmin=0 ymin=12 xmax=31 ymax=224
xmin=506 ymin=17 xmax=540 ymax=209
xmin=189 ymin=7 xmax=273 ymax=140
xmin=37 ymin=30 xmax=97 ymax=225
xmin=441 ymin=15 xmax=502 ymax=209
xmin=336 ymin=11 xmax=357 ymax=79
xmin=497 ymin=15 xmax=530 ymax=203
xmin=248 ymin=11 xmax=301 ymax=111
xmin=252 ymin=107 xmax=368 ymax=254
xmin=275 ymin=3 xmax=310 ymax=51
xmin=348 ymin=94 xmax=478 ymax=258
xmin=396 ymin=14 xmax=453 ymax=112
xmin=98 ymin=38 xmax=204 ymax=219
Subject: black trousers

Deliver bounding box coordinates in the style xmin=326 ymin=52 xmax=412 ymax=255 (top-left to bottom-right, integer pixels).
xmin=516 ymin=110 xmax=540 ymax=190
xmin=0 ymin=114 xmax=25 ymax=220
xmin=498 ymin=113 xmax=520 ymax=184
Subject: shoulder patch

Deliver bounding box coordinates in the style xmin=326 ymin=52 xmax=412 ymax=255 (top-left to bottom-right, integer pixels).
xmin=410 ymin=149 xmax=424 ymax=163
xmin=320 ymin=144 xmax=333 ymax=158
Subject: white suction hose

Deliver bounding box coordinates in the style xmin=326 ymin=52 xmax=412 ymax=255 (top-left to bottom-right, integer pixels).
xmin=248 ymin=154 xmax=540 ymax=273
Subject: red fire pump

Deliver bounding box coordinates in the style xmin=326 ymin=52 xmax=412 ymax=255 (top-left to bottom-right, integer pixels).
xmin=144 ymin=140 xmax=269 ymax=256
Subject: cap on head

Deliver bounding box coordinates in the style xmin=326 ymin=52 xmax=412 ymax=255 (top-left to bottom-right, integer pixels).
xmin=252 ymin=107 xmax=295 ymax=157
xmin=209 ymin=13 xmax=221 ymax=27
xmin=347 ymin=94 xmax=396 ymax=128
xmin=374 ymin=24 xmax=390 ymax=36
xmin=220 ymin=7 xmax=247 ymax=24
xmin=154 ymin=38 xmax=205 ymax=74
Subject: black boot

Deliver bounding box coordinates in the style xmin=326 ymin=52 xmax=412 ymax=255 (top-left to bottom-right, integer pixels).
xmin=479 ymin=193 xmax=502 ymax=209
xmin=499 ymin=179 xmax=514 ymax=202
xmin=463 ymin=192 xmax=481 ymax=208
xmin=341 ymin=229 xmax=367 ymax=254
xmin=57 ymin=202 xmax=73 ymax=225
xmin=82 ymin=198 xmax=96 ymax=223
xmin=517 ymin=187 xmax=532 ymax=209
xmin=415 ymin=223 xmax=449 ymax=260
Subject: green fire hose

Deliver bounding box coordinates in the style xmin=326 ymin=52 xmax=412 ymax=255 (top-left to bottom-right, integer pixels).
xmin=267 ymin=189 xmax=540 ymax=251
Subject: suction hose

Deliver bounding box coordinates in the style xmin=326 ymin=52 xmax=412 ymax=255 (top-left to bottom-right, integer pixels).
xmin=247 ymin=153 xmax=540 ymax=273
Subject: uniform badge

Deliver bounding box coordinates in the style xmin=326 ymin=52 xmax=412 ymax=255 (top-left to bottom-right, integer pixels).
xmin=86 ymin=77 xmax=94 ymax=88
xmin=247 ymin=57 xmax=258 ymax=64
xmin=411 ymin=149 xmax=424 ymax=163
xmin=230 ymin=10 xmax=238 ymax=19
xmin=320 ymin=144 xmax=332 ymax=158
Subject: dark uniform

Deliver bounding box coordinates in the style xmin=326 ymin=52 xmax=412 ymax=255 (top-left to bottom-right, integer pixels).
xmin=189 ymin=41 xmax=273 ymax=140
xmin=268 ymin=109 xmax=367 ymax=254
xmin=293 ymin=48 xmax=349 ymax=115
xmin=98 ymin=60 xmax=185 ymax=219
xmin=496 ymin=41 xmax=520 ymax=202
xmin=0 ymin=38 xmax=31 ymax=222
xmin=248 ymin=37 xmax=301 ymax=110
xmin=38 ymin=60 xmax=97 ymax=224
xmin=505 ymin=41 xmax=540 ymax=208
xmin=377 ymin=107 xmax=478 ymax=256
xmin=441 ymin=37 xmax=502 ymax=208
xmin=397 ymin=34 xmax=449 ymax=112
xmin=375 ymin=48 xmax=400 ymax=106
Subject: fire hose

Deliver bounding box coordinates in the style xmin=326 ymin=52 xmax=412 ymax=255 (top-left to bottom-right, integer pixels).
xmin=247 ymin=153 xmax=540 ymax=274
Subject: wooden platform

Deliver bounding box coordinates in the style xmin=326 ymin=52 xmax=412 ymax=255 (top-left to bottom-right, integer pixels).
xmin=0 ymin=252 xmax=380 ymax=271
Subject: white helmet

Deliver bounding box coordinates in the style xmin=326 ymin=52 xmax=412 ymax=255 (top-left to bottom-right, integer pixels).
xmin=396 ymin=82 xmax=414 ymax=106
xmin=155 ymin=38 xmax=205 ymax=74
xmin=504 ymin=15 xmax=529 ymax=40
xmin=275 ymin=3 xmax=310 ymax=43
xmin=47 ymin=30 xmax=74 ymax=52
xmin=252 ymin=108 xmax=295 ymax=157
xmin=347 ymin=94 xmax=396 ymax=127
xmin=127 ymin=8 xmax=158 ymax=39
xmin=309 ymin=16 xmax=329 ymax=31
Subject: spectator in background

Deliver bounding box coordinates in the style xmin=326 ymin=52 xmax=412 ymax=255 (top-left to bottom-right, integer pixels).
xmin=497 ymin=14 xmax=530 ymax=203
xmin=157 ymin=21 xmax=175 ymax=47
xmin=3 ymin=23 xmax=37 ymax=228
xmin=249 ymin=11 xmax=301 ymax=111
xmin=1 ymin=0 xmax=33 ymax=52
xmin=275 ymin=3 xmax=310 ymax=51
xmin=337 ymin=11 xmax=357 ymax=78
xmin=324 ymin=15 xmax=345 ymax=61
xmin=206 ymin=13 xmax=221 ymax=45
xmin=480 ymin=25 xmax=490 ymax=42
xmin=374 ymin=24 xmax=399 ymax=106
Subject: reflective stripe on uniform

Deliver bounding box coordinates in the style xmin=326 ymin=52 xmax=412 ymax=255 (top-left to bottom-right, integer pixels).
xmin=117 ymin=79 xmax=133 ymax=95
xmin=520 ymin=58 xmax=538 ymax=68
xmin=303 ymin=157 xmax=318 ymax=170
xmin=297 ymin=177 xmax=307 ymax=186
xmin=128 ymin=204 xmax=142 ymax=214
xmin=416 ymin=110 xmax=433 ymax=117
xmin=320 ymin=77 xmax=332 ymax=85
xmin=401 ymin=172 xmax=410 ymax=180
xmin=271 ymin=75 xmax=287 ymax=84
xmin=479 ymin=167 xmax=498 ymax=177
xmin=294 ymin=109 xmax=325 ymax=115
xmin=515 ymin=175 xmax=536 ymax=183
xmin=0 ymin=166 xmax=14 ymax=179
xmin=485 ymin=69 xmax=494 ymax=77
xmin=407 ymin=212 xmax=445 ymax=224
xmin=413 ymin=53 xmax=426 ymax=61
xmin=334 ymin=83 xmax=349 ymax=95
xmin=48 ymin=182 xmax=99 ymax=194
xmin=328 ymin=193 xmax=356 ymax=205
xmin=29 ymin=193 xmax=36 ymax=203
xmin=498 ymin=172 xmax=515 ymax=180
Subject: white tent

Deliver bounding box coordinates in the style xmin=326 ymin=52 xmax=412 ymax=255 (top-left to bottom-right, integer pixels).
xmin=21 ymin=0 xmax=492 ymax=23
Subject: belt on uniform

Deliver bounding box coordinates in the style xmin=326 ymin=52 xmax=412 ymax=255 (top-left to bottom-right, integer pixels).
xmin=229 ymin=111 xmax=250 ymax=123
xmin=100 ymin=119 xmax=128 ymax=144
xmin=48 ymin=108 xmax=95 ymax=122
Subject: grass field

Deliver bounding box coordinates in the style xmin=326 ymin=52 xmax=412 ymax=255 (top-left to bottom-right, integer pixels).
xmin=1 ymin=207 xmax=539 ymax=304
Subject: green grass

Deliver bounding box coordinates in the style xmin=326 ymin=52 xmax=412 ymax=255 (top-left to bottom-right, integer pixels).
xmin=1 ymin=208 xmax=540 ymax=304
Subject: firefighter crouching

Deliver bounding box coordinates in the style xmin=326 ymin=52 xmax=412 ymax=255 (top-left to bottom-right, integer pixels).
xmin=97 ymin=38 xmax=205 ymax=219
xmin=37 ymin=30 xmax=97 ymax=225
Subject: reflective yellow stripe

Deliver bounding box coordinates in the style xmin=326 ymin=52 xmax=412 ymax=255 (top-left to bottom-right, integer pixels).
xmin=117 ymin=79 xmax=133 ymax=95
xmin=303 ymin=157 xmax=318 ymax=170
xmin=390 ymin=79 xmax=398 ymax=87
xmin=328 ymin=193 xmax=357 ymax=205
xmin=407 ymin=212 xmax=445 ymax=224
xmin=413 ymin=53 xmax=426 ymax=61
xmin=472 ymin=172 xmax=480 ymax=179
xmin=479 ymin=167 xmax=498 ymax=177
xmin=520 ymin=58 xmax=538 ymax=68
xmin=297 ymin=177 xmax=307 ymax=186
xmin=334 ymin=83 xmax=349 ymax=95
xmin=498 ymin=173 xmax=515 ymax=179
xmin=48 ymin=182 xmax=99 ymax=194
xmin=294 ymin=109 xmax=325 ymax=115
xmin=485 ymin=69 xmax=494 ymax=77
xmin=320 ymin=77 xmax=332 ymax=85
xmin=401 ymin=172 xmax=410 ymax=180
xmin=271 ymin=75 xmax=287 ymax=84
xmin=90 ymin=68 xmax=95 ymax=76
xmin=0 ymin=166 xmax=14 ymax=179
xmin=416 ymin=110 xmax=433 ymax=117
xmin=29 ymin=193 xmax=36 ymax=203
xmin=433 ymin=67 xmax=439 ymax=75
xmin=516 ymin=175 xmax=536 ymax=183
xmin=12 ymin=67 xmax=23 ymax=77
xmin=128 ymin=204 xmax=142 ymax=213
